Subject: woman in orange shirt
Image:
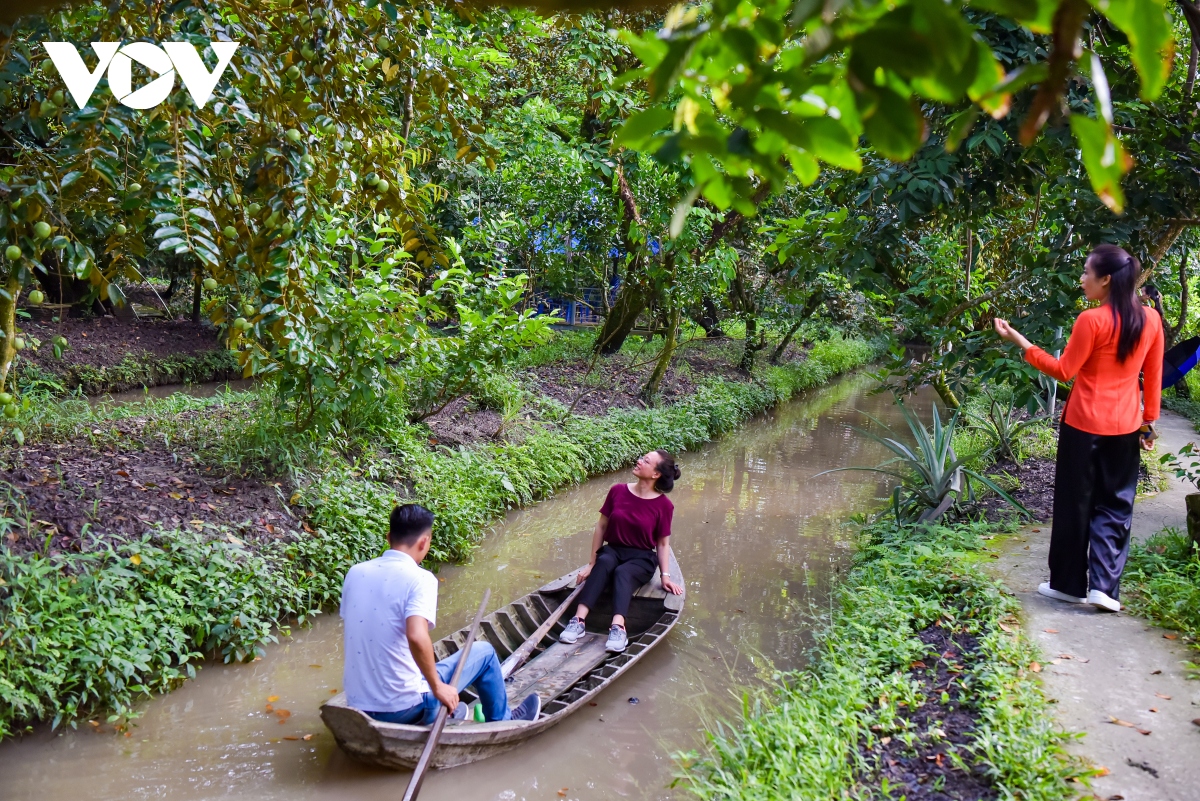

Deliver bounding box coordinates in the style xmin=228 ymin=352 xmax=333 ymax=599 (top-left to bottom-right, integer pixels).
xmin=994 ymin=244 xmax=1163 ymax=613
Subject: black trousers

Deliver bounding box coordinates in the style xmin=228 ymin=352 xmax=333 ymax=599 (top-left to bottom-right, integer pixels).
xmin=576 ymin=544 xmax=657 ymax=620
xmin=1049 ymin=421 xmax=1141 ymax=599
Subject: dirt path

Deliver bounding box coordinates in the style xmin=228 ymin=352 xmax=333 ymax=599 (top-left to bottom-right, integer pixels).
xmin=991 ymin=410 xmax=1200 ymax=801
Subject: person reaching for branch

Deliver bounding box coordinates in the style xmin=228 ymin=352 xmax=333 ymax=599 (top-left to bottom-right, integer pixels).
xmin=994 ymin=244 xmax=1163 ymax=614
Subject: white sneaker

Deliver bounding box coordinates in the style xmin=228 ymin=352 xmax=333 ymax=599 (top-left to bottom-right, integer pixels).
xmin=1038 ymin=582 xmax=1086 ymax=604
xmin=1087 ymin=589 xmax=1121 ymax=612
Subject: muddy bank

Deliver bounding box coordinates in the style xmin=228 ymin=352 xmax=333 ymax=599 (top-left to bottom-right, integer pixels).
xmin=15 ymin=315 xmax=237 ymax=395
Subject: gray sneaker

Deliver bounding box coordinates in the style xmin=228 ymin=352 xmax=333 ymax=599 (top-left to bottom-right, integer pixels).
xmin=559 ymin=616 xmax=586 ymax=644
xmin=510 ymin=693 xmax=541 ymax=722
xmin=605 ymin=624 xmax=628 ymax=653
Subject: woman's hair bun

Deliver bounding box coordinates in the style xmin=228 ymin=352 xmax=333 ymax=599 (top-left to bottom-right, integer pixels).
xmin=653 ymin=449 xmax=680 ymax=493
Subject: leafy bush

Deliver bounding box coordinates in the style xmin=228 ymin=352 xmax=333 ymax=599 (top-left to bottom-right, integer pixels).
xmin=676 ymin=521 xmax=1083 ymax=800
xmin=1124 ymin=528 xmax=1200 ymax=657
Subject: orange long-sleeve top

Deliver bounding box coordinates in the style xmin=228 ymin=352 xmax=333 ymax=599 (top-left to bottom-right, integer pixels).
xmin=1024 ymin=305 xmax=1163 ymax=436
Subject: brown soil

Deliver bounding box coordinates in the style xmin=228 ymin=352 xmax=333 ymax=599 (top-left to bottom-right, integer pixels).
xmin=860 ymin=623 xmax=998 ymax=800
xmin=18 ymin=314 xmax=223 ymax=373
xmin=979 ymin=457 xmax=1056 ymax=522
xmin=522 ymin=338 xmax=749 ymax=417
xmin=0 ymin=413 xmax=297 ymax=559
xmin=423 ymin=396 xmax=506 ymax=448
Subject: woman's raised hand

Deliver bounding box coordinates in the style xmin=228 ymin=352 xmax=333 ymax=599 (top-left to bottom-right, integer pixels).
xmin=993 ymin=318 xmax=1033 ymax=350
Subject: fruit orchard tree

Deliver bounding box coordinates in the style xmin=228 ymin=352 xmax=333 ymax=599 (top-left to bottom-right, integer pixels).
xmin=0 ymin=0 xmax=503 ymax=401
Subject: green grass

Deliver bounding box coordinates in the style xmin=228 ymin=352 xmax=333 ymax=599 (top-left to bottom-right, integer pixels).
xmin=16 ymin=349 xmax=239 ymax=397
xmin=0 ymin=332 xmax=880 ymax=739
xmin=1123 ymin=528 xmax=1200 ymax=659
xmin=675 ymin=521 xmax=1084 ymax=800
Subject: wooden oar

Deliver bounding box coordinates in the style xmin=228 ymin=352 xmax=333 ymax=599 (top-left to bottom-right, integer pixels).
xmin=500 ymin=573 xmax=586 ymax=680
xmin=401 ymin=588 xmax=491 ymax=801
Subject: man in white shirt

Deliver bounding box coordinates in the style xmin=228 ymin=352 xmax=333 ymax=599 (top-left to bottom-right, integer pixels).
xmin=340 ymin=503 xmax=540 ymax=725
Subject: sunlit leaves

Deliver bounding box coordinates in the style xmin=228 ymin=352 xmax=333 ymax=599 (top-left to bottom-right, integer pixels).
xmin=1088 ymin=0 xmax=1174 ymax=100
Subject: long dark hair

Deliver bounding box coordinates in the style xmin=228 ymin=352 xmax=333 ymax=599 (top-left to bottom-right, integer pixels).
xmin=653 ymin=449 xmax=681 ymax=493
xmin=1088 ymin=244 xmax=1145 ymax=363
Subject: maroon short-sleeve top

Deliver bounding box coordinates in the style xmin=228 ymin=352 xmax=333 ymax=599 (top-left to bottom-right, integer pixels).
xmin=599 ymin=483 xmax=673 ymax=550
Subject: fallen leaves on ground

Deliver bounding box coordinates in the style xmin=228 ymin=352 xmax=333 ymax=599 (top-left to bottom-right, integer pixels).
xmin=1163 ymin=633 xmax=1178 ymax=640
xmin=1155 ymin=693 xmax=1171 ymax=700
xmin=1029 ymin=662 xmax=1042 ymax=673
xmin=1107 ymin=716 xmax=1151 ymax=735
xmin=1043 ymin=628 xmax=1058 ymax=633
xmin=267 ymin=695 xmax=279 ymax=702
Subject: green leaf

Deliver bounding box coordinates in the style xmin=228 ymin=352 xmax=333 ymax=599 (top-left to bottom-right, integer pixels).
xmin=614 ymin=107 xmax=674 ymax=148
xmin=1090 ymin=0 xmax=1173 ymax=99
xmin=861 ymin=88 xmax=926 ymax=161
xmin=1070 ymin=114 xmax=1132 ymax=213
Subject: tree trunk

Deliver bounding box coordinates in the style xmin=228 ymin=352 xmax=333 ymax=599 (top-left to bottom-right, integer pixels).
xmin=771 ymin=291 xmax=825 ymax=363
xmin=1140 ymin=220 xmax=1186 ymax=286
xmin=594 ymin=268 xmax=650 ymax=355
xmin=691 ymin=296 xmax=724 ymax=337
xmin=0 ymin=271 xmax=19 ymax=394
xmin=739 ymin=314 xmax=763 ymax=371
xmin=641 ymin=305 xmax=681 ymax=403
xmin=932 ymin=371 xmax=961 ymax=409
xmin=191 ymin=270 xmax=202 ymax=323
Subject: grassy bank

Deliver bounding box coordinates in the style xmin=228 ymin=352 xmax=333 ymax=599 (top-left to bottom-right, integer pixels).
xmin=676 ymin=520 xmax=1084 ymax=800
xmin=1124 ymin=529 xmax=1200 ymax=660
xmin=18 ymin=349 xmax=239 ymax=397
xmin=0 ymin=333 xmax=877 ymax=738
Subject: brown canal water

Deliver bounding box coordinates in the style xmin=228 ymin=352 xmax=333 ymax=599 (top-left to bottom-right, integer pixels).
xmin=0 ymin=374 xmax=933 ymax=801
xmin=88 ymin=378 xmax=256 ymax=406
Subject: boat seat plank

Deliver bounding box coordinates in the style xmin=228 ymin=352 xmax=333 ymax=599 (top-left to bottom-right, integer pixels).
xmin=632 ymin=550 xmax=684 ymax=610
xmin=504 ymin=633 xmax=608 ymax=705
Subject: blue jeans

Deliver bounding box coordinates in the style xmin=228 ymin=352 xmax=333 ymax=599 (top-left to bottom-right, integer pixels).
xmin=365 ymin=641 xmax=511 ymax=725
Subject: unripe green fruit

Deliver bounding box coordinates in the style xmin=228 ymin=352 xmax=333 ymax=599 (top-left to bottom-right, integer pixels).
xmin=320 ymin=120 xmax=335 ymax=134
xmin=301 ymin=154 xmax=316 ymax=168
xmin=241 ymin=303 xmax=256 ymax=317
xmin=362 ymin=56 xmax=378 ymax=70
xmin=33 ymin=221 xmax=52 ymax=239
xmin=27 ymin=290 xmax=45 ymax=305
xmin=39 ymin=99 xmax=57 ymax=115
xmin=376 ymin=36 xmax=391 ymax=50
xmin=286 ymin=128 xmax=302 ymax=143
xmin=233 ymin=316 xmax=248 ymax=330
xmin=375 ymin=179 xmax=390 ymax=193
xmin=202 ymin=277 xmax=218 ymax=291
xmin=5 ymin=245 xmax=20 ymax=260
xmin=301 ymin=45 xmax=316 ymax=61
xmin=223 ymin=226 xmax=238 ymax=239
xmin=219 ymin=143 xmax=234 ymax=157
xmin=113 ymin=223 xmax=127 ymax=236
xmin=0 ymin=392 xmax=12 ymax=406
xmin=247 ymin=202 xmax=262 ymax=216
xmin=287 ymin=65 xmax=302 ymax=80
xmin=53 ymin=90 xmax=65 ymax=106
xmin=12 ymin=337 xmax=24 ymax=352
xmin=127 ymin=182 xmax=142 ymax=193
xmin=366 ymin=172 xmax=379 ymax=186
xmin=3 ymin=404 xmax=17 ymax=419
xmin=265 ymin=210 xmax=281 ymax=228
xmin=280 ymin=221 xmax=294 ymax=236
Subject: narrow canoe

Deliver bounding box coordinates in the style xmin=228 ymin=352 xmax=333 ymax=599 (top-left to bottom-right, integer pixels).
xmin=320 ymin=549 xmax=685 ymax=770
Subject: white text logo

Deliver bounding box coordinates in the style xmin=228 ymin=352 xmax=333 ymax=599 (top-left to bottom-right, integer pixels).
xmin=43 ymin=41 xmax=240 ymax=110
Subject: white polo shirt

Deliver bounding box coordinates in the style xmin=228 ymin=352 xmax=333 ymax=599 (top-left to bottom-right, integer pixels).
xmin=340 ymin=549 xmax=439 ymax=713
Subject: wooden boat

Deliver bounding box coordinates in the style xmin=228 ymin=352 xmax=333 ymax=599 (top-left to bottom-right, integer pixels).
xmin=321 ymin=550 xmax=684 ymax=770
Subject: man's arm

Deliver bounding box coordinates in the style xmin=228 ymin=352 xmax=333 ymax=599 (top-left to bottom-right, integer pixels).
xmin=406 ymin=615 xmax=460 ymax=712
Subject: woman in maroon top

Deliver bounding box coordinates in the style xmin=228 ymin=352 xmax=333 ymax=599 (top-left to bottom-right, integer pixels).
xmin=558 ymin=449 xmax=684 ymax=653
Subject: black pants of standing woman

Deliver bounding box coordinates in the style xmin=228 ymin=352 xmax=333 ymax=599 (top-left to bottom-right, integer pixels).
xmin=1049 ymin=421 xmax=1142 ymax=599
